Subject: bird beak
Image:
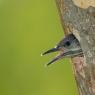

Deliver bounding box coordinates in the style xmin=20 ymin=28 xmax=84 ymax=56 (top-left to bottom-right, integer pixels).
xmin=46 ymin=52 xmax=65 ymax=66
xmin=42 ymin=46 xmax=66 ymax=66
xmin=42 ymin=47 xmax=82 ymax=66
xmin=42 ymin=47 xmax=59 ymax=56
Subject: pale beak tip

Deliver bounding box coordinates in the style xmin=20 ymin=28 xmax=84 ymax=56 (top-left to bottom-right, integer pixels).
xmin=44 ymin=64 xmax=48 ymax=68
xmin=44 ymin=63 xmax=51 ymax=67
xmin=41 ymin=52 xmax=47 ymax=56
xmin=46 ymin=63 xmax=51 ymax=66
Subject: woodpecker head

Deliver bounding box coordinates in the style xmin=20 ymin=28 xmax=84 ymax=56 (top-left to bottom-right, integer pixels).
xmin=42 ymin=34 xmax=83 ymax=66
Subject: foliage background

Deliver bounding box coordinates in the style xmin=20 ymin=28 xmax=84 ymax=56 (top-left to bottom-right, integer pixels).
xmin=0 ymin=0 xmax=78 ymax=95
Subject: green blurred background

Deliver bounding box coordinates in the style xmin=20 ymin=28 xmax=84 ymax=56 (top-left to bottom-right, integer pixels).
xmin=0 ymin=0 xmax=78 ymax=95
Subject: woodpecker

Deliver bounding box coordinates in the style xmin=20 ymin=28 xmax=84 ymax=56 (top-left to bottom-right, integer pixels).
xmin=42 ymin=34 xmax=83 ymax=66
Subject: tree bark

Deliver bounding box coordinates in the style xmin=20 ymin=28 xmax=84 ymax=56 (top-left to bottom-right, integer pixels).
xmin=55 ymin=0 xmax=95 ymax=95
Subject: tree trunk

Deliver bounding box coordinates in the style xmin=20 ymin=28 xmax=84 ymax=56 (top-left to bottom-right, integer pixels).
xmin=55 ymin=0 xmax=95 ymax=95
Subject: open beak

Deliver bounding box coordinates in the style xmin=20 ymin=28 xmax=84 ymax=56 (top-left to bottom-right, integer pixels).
xmin=42 ymin=47 xmax=65 ymax=66
xmin=42 ymin=47 xmax=83 ymax=66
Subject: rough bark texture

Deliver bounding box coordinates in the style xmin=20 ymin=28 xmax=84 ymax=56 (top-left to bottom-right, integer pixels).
xmin=55 ymin=0 xmax=95 ymax=95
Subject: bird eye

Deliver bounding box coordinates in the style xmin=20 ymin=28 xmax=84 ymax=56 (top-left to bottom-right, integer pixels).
xmin=64 ymin=41 xmax=71 ymax=46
